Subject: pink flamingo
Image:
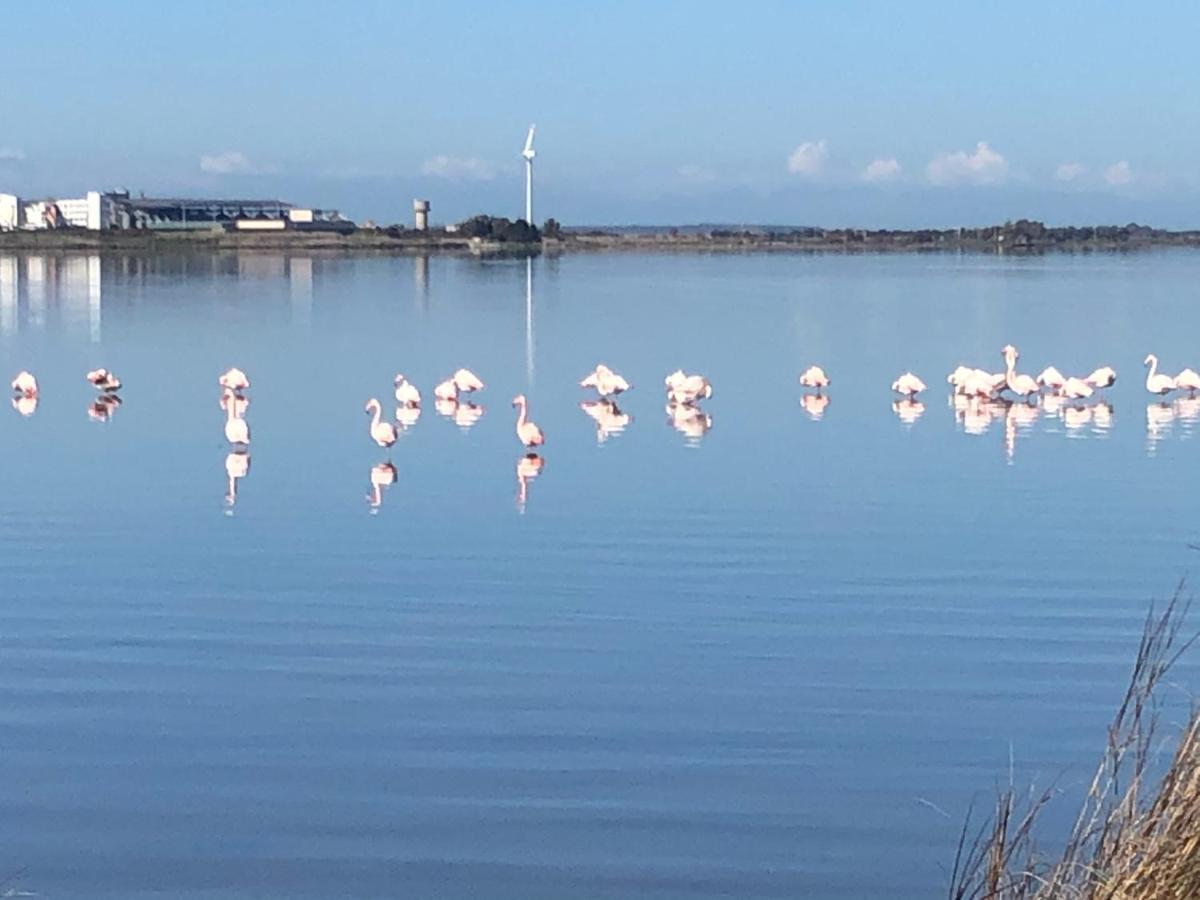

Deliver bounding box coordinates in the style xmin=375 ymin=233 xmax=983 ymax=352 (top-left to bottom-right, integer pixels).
xmin=512 ymin=394 xmax=545 ymax=448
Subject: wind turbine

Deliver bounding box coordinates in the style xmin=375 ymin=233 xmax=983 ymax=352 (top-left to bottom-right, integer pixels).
xmin=522 ymin=124 xmax=536 ymax=225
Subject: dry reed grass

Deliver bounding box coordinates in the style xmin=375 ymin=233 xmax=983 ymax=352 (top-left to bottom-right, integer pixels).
xmin=950 ymin=585 xmax=1200 ymax=899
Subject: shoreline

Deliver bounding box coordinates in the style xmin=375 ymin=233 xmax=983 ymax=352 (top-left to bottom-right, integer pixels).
xmin=1 ymin=219 xmax=1199 ymax=257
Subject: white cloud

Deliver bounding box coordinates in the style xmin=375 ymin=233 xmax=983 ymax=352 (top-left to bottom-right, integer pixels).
xmin=786 ymin=139 xmax=828 ymax=176
xmin=1104 ymin=160 xmax=1133 ymax=186
xmin=677 ymin=164 xmax=716 ymax=184
xmin=1055 ymin=162 xmax=1086 ymax=182
xmin=420 ymin=155 xmax=496 ymax=181
xmin=200 ymin=151 xmax=253 ymax=175
xmin=0 ymin=147 xmax=25 ymax=162
xmin=926 ymin=141 xmax=1008 ymax=185
xmin=861 ymin=157 xmax=902 ymax=183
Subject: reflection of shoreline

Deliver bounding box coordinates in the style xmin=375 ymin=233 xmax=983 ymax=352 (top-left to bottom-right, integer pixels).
xmin=0 ymin=251 xmax=323 ymax=337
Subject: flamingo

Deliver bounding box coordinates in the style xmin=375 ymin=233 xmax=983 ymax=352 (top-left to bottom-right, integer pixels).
xmin=1002 ymin=345 xmax=1039 ymax=402
xmin=453 ymin=368 xmax=485 ymax=394
xmin=1061 ymin=376 xmax=1094 ymax=402
xmin=1175 ymin=367 xmax=1200 ymax=395
xmin=891 ymin=371 xmax=926 ymax=398
xmin=434 ymin=377 xmax=458 ymax=401
xmin=1085 ymin=366 xmax=1116 ymax=391
xmin=580 ymin=363 xmax=631 ymax=397
xmin=85 ymin=368 xmax=121 ymax=392
xmin=799 ymin=365 xmax=830 ymax=393
xmin=664 ymin=370 xmax=713 ymax=405
xmin=365 ymin=398 xmax=397 ymax=450
xmin=218 ymin=367 xmax=250 ymax=392
xmin=1144 ymin=354 xmax=1177 ymax=395
xmin=947 ymin=365 xmax=973 ymax=391
xmin=394 ymin=374 xmax=421 ymax=407
xmin=11 ymin=371 xmax=37 ymax=397
xmin=512 ymin=394 xmax=545 ymax=448
xmin=223 ymin=388 xmax=250 ymax=446
xmin=1036 ymin=366 xmax=1066 ymax=394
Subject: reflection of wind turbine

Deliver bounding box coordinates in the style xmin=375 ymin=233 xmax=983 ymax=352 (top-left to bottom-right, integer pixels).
xmin=522 ymin=124 xmax=536 ymax=224
xmin=525 ymin=256 xmax=534 ymax=385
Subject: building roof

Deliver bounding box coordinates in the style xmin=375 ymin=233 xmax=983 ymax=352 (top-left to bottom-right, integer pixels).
xmin=121 ymin=197 xmax=295 ymax=209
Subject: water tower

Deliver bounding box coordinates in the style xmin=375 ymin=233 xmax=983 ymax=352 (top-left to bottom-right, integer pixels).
xmin=413 ymin=199 xmax=430 ymax=231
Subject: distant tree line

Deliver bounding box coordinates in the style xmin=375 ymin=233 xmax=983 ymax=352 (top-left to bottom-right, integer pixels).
xmin=457 ymin=215 xmax=541 ymax=243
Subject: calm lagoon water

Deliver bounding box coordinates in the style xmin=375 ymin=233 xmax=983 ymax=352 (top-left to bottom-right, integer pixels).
xmin=0 ymin=249 xmax=1198 ymax=898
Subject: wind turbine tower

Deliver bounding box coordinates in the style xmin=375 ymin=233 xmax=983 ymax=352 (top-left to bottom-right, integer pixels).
xmin=522 ymin=124 xmax=536 ymax=225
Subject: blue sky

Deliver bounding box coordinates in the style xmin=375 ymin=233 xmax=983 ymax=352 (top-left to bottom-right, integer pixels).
xmin=1 ymin=1 xmax=1196 ymax=226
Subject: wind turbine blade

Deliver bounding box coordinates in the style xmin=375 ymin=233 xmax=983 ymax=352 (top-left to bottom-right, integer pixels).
xmin=524 ymin=125 xmax=536 ymax=154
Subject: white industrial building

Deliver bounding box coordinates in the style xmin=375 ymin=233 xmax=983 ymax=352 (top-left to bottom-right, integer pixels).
xmin=0 ymin=191 xmax=120 ymax=230
xmin=0 ymin=190 xmax=351 ymax=232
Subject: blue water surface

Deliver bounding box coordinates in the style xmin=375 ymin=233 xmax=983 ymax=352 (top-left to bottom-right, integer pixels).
xmin=0 ymin=249 xmax=1197 ymax=899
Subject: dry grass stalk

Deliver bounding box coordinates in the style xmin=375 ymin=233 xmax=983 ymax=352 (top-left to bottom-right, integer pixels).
xmin=950 ymin=584 xmax=1199 ymax=900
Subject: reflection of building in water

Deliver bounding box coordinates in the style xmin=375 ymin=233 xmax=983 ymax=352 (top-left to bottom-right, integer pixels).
xmin=238 ymin=254 xmax=287 ymax=280
xmin=289 ymin=256 xmax=313 ymax=326
xmin=25 ymin=256 xmax=46 ymax=329
xmin=414 ymin=255 xmax=429 ymax=311
xmin=59 ymin=256 xmax=103 ymax=342
xmin=0 ymin=256 xmax=15 ymax=335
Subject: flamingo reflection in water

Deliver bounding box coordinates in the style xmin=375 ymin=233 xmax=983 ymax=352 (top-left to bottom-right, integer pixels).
xmin=1146 ymin=401 xmax=1176 ymax=456
xmin=224 ymin=451 xmax=250 ymax=512
xmin=515 ymin=453 xmax=544 ymax=513
xmin=435 ymin=397 xmax=485 ymax=431
xmin=892 ymin=398 xmax=925 ymax=426
xmin=666 ymin=401 xmax=712 ymax=444
xmin=11 ymin=394 xmax=37 ymax=417
xmin=953 ymin=393 xmax=1006 ymax=436
xmin=799 ymin=392 xmax=830 ymax=421
xmin=1003 ymin=399 xmax=1040 ymax=463
xmin=88 ymin=393 xmax=122 ymax=423
xmin=580 ymin=399 xmax=631 ymax=443
xmin=367 ymin=462 xmax=397 ymax=512
xmin=395 ymin=404 xmax=421 ymax=434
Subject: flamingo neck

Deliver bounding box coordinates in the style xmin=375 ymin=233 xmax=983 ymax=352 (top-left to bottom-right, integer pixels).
xmin=515 ymin=400 xmax=527 ymax=428
xmin=1147 ymin=356 xmax=1158 ymax=380
xmin=370 ymin=402 xmax=381 ymax=430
